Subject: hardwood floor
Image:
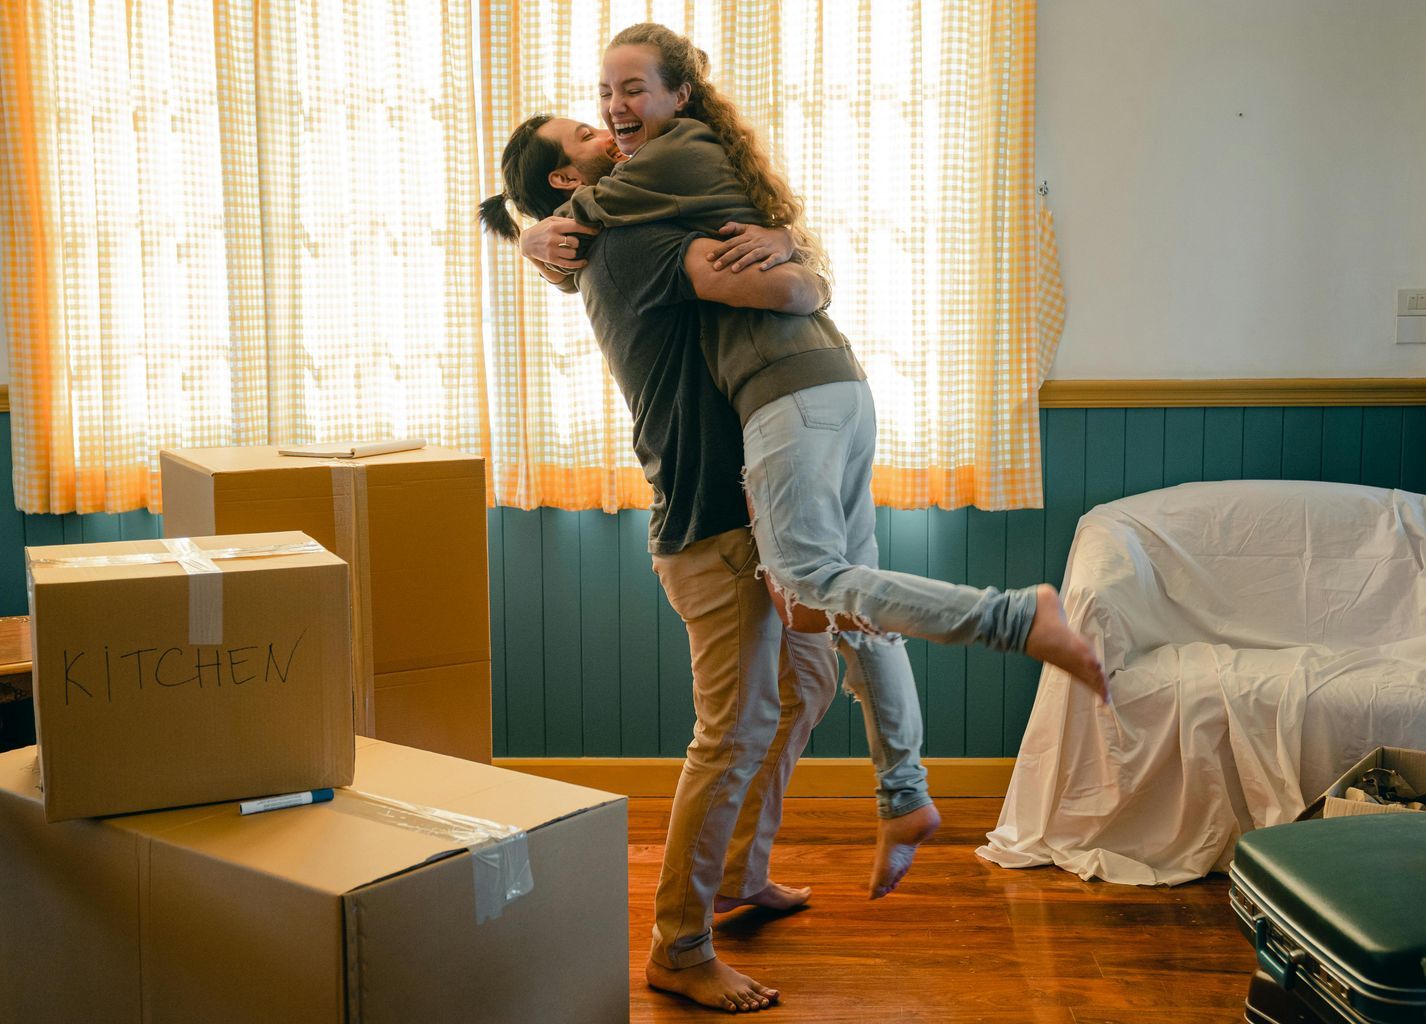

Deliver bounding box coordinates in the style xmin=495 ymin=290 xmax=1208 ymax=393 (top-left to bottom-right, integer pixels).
xmin=627 ymin=798 xmax=1257 ymax=1022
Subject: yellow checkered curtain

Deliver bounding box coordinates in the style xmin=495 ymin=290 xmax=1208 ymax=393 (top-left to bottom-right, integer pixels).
xmin=3 ymin=0 xmax=1058 ymax=515
xmin=478 ymin=0 xmax=1062 ymax=511
xmin=0 ymin=1 xmax=491 ymax=514
xmin=781 ymin=0 xmax=1062 ymax=508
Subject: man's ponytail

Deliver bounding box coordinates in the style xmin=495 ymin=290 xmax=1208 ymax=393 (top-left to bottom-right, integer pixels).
xmin=478 ymin=191 xmax=521 ymax=242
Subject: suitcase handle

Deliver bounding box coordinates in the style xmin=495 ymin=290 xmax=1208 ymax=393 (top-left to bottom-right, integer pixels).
xmin=1253 ymin=916 xmax=1308 ymax=991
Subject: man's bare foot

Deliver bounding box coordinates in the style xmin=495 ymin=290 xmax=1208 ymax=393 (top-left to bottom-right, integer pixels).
xmin=714 ymin=881 xmax=812 ymax=914
xmin=870 ymin=802 xmax=941 ymax=899
xmin=1023 ymin=583 xmax=1109 ymax=699
xmin=646 ymin=956 xmax=780 ymax=1013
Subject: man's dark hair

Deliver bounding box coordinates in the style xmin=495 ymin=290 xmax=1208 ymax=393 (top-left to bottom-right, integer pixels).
xmin=478 ymin=114 xmax=568 ymax=242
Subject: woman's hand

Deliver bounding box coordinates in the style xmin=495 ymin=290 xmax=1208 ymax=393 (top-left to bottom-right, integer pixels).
xmin=520 ymin=217 xmax=600 ymax=272
xmin=706 ymin=222 xmax=795 ymax=272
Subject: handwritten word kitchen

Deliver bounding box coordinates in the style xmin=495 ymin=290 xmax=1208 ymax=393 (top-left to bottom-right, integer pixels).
xmin=55 ymin=630 xmax=309 ymax=705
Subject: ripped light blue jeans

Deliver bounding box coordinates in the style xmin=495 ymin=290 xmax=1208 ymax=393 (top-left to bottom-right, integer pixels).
xmin=742 ymin=379 xmax=1040 ymax=819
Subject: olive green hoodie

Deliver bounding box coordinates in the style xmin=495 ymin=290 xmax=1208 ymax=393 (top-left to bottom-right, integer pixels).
xmin=554 ymin=118 xmax=864 ymax=425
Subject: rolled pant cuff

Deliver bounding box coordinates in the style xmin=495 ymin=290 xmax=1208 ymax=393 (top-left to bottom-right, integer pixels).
xmin=652 ymin=938 xmax=717 ymax=971
xmin=879 ymin=791 xmax=934 ymax=820
xmin=722 ymin=877 xmax=768 ymax=901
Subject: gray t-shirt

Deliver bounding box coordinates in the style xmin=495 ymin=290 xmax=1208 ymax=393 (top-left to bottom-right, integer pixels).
xmin=574 ymin=222 xmax=747 ymax=554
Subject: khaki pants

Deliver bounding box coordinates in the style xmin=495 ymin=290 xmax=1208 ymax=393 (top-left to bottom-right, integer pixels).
xmin=649 ymin=526 xmax=838 ymax=969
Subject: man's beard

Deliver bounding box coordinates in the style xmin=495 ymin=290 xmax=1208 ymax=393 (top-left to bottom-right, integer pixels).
xmin=572 ymin=151 xmax=617 ymax=185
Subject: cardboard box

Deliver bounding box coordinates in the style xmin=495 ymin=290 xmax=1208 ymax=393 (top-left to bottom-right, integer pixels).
xmin=0 ymin=737 xmax=629 ymax=1024
xmin=1300 ymin=746 xmax=1426 ymax=819
xmin=160 ymin=446 xmax=491 ymax=762
xmin=26 ymin=531 xmax=354 ymax=822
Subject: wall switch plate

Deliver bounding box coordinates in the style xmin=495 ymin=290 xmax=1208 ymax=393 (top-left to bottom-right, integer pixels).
xmin=1396 ymin=290 xmax=1426 ymax=344
xmin=1398 ymin=289 xmax=1426 ymax=316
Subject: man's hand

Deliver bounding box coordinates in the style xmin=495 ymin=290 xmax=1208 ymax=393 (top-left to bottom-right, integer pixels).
xmin=520 ymin=216 xmax=601 ymax=272
xmin=705 ymin=222 xmax=795 ymax=273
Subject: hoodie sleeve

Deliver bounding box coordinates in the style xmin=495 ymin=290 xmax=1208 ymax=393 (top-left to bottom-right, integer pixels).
xmin=554 ymin=119 xmax=764 ymax=232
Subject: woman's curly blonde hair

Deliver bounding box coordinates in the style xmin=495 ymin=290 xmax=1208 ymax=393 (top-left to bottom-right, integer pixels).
xmin=609 ymin=23 xmax=831 ymax=284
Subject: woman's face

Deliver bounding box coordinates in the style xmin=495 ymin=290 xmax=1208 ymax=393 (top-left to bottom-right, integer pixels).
xmin=600 ymin=44 xmax=690 ymax=156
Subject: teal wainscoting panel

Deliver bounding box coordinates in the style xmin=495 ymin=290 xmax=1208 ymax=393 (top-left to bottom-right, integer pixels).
xmin=1203 ymin=408 xmax=1245 ymax=481
xmin=1044 ymin=409 xmax=1087 ymax=588
xmin=22 ymin=513 xmax=64 ymax=548
xmin=1083 ymin=409 xmax=1127 ymax=508
xmin=1242 ymin=408 xmax=1284 ymax=479
xmin=1281 ymin=408 xmax=1324 ymax=481
xmin=1403 ymin=408 xmax=1426 ymax=494
xmin=540 ymin=509 xmax=583 ymax=756
xmin=1361 ymin=408 xmax=1404 ymax=490
xmin=3 ymin=407 xmax=1423 ymax=760
xmin=617 ymin=508 xmax=660 ymax=756
xmin=500 ymin=508 xmax=545 ymax=755
xmin=118 ymin=510 xmax=162 ymax=540
xmin=1162 ymin=408 xmax=1206 ymax=488
xmin=487 ymin=505 xmax=507 ymax=758
xmin=1321 ymin=408 xmax=1363 ymax=484
xmin=579 ymin=509 xmax=621 ymax=756
xmin=924 ymin=505 xmax=968 ymax=758
xmin=963 ymin=507 xmax=1007 ymax=758
xmin=0 ymin=418 xmax=26 ymax=614
xmin=1123 ymin=409 xmax=1165 ymax=496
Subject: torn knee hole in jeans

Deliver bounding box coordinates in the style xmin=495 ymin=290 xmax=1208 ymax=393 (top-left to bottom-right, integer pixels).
xmin=756 ymin=564 xmax=891 ymax=642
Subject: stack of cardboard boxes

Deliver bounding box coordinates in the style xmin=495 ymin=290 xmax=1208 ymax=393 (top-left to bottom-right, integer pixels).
xmin=0 ymin=449 xmax=629 ymax=1024
xmin=160 ymin=445 xmax=494 ymax=761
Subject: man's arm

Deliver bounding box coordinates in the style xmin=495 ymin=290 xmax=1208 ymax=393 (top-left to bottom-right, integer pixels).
xmin=519 ymin=215 xmax=599 ymax=281
xmin=684 ymin=237 xmax=826 ymax=315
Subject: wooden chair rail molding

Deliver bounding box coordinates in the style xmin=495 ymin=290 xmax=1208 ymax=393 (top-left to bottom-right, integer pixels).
xmin=1037 ymin=377 xmax=1426 ymax=407
xmin=2 ymin=379 xmax=1421 ymax=416
xmin=494 ymin=757 xmax=1016 ymax=798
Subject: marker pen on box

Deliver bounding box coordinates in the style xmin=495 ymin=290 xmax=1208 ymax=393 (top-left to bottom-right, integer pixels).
xmin=239 ymin=788 xmax=335 ymax=816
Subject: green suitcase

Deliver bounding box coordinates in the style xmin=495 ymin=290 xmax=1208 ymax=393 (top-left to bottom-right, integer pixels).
xmin=1229 ymin=814 xmax=1426 ymax=1023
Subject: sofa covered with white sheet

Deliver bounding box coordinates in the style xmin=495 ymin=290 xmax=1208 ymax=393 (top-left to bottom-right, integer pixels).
xmin=977 ymin=480 xmax=1426 ymax=885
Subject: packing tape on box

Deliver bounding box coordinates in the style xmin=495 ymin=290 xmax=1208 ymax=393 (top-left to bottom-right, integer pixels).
xmin=161 ymin=538 xmax=223 ymax=645
xmin=344 ymin=789 xmax=534 ymax=924
xmin=330 ymin=464 xmax=377 ymax=736
xmin=29 ymin=538 xmax=325 ymax=647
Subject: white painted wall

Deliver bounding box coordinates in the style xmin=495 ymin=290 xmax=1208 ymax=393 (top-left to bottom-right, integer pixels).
xmin=1038 ymin=0 xmax=1426 ymax=379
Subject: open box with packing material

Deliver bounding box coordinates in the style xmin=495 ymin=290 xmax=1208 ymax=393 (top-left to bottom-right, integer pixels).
xmin=26 ymin=531 xmax=354 ymax=822
xmin=0 ymin=737 xmax=629 ymax=1024
xmin=159 ymin=446 xmax=491 ymax=763
xmin=1298 ymin=746 xmax=1426 ymax=820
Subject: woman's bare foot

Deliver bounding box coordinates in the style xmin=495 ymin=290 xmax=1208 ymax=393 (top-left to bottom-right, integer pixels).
xmin=714 ymin=881 xmax=812 ymax=914
xmin=1023 ymin=583 xmax=1108 ymax=699
xmin=870 ymin=801 xmax=941 ymax=899
xmin=646 ymin=956 xmax=780 ymax=1013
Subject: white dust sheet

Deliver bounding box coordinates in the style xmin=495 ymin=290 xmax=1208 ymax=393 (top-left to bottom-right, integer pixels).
xmin=978 ymin=480 xmax=1426 ymax=885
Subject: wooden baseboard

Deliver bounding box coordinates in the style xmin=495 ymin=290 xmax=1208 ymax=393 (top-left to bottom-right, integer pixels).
xmin=492 ymin=756 xmax=1014 ymax=798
